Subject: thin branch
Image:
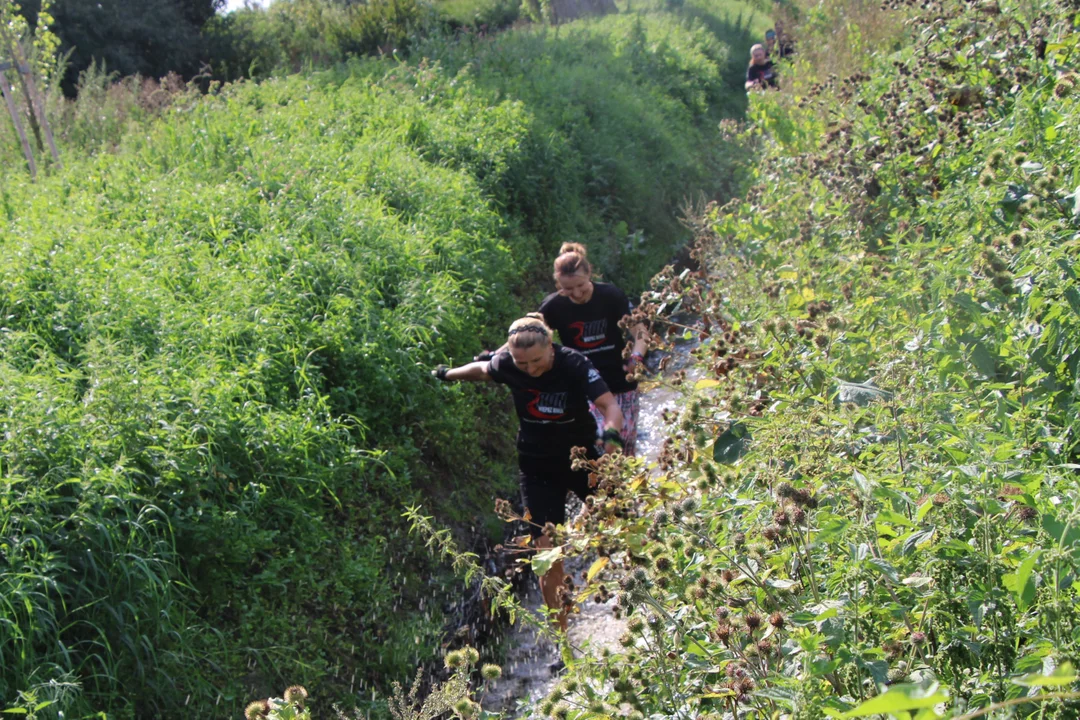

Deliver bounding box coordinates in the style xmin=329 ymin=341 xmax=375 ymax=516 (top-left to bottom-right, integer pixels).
xmin=952 ymin=691 xmax=1080 ymax=720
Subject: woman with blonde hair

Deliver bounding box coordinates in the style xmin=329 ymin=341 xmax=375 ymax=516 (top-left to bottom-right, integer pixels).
xmin=433 ymin=314 xmax=624 ymax=630
xmin=745 ymin=43 xmax=778 ymax=90
xmin=537 ymin=243 xmax=648 ymax=456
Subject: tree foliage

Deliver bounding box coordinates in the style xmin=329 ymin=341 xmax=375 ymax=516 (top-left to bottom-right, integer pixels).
xmin=20 ymin=0 xmax=223 ymax=93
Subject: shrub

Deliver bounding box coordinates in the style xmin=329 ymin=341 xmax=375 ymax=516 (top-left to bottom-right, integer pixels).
xmin=530 ymin=0 xmax=1080 ymax=717
xmin=435 ymin=0 xmax=521 ymax=31
xmin=203 ymin=0 xmax=432 ymax=82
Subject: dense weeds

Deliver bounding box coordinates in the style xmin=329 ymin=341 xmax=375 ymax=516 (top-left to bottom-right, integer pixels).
xmin=522 ymin=0 xmax=1080 ymax=717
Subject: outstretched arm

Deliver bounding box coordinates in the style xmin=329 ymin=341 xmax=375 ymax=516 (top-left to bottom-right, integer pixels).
xmin=433 ymin=361 xmax=492 ymax=382
xmin=474 ymin=343 xmax=509 ymax=362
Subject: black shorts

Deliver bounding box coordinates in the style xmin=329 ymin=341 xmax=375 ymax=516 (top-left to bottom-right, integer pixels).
xmin=519 ymin=445 xmax=600 ymax=536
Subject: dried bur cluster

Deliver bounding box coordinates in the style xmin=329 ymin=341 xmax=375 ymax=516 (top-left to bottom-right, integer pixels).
xmin=632 ymin=268 xmax=767 ymax=414
xmin=782 ymin=0 xmax=1075 ymax=248
xmin=536 ymin=456 xmax=838 ymax=718
xmin=538 ymin=290 xmax=848 ymax=715
xmin=537 ymin=0 xmax=1080 ymax=716
xmin=634 ymin=260 xmax=850 ymax=439
xmin=245 ymin=686 xmax=309 ymax=720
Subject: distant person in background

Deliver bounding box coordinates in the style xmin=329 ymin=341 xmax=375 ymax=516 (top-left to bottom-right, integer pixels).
xmin=764 ymin=28 xmax=778 ymax=56
xmin=434 ymin=315 xmax=624 ymax=630
xmin=746 ymin=43 xmax=779 ymax=90
xmin=769 ymin=23 xmax=796 ymax=58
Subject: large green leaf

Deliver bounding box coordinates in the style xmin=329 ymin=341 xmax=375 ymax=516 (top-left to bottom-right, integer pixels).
xmin=713 ymin=422 xmax=751 ymax=464
xmin=1014 ymin=550 xmax=1041 ymax=612
xmin=531 ymin=547 xmax=564 ymax=576
xmin=827 ymin=683 xmax=948 ymax=718
xmin=1014 ymin=662 xmax=1077 ymax=687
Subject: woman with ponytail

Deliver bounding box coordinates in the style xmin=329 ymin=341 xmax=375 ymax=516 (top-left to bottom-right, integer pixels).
xmin=433 ymin=314 xmax=624 ymax=630
xmin=538 ymin=243 xmax=648 ymax=456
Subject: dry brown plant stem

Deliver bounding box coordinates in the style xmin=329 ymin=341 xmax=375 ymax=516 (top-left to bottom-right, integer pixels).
xmin=0 ymin=66 xmax=35 ymax=178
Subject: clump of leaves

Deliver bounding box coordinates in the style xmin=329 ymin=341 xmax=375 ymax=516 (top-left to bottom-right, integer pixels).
xmin=527 ymin=0 xmax=1080 ymax=717
xmin=244 ymin=650 xmax=506 ymax=720
xmin=245 ymin=685 xmax=309 ymax=720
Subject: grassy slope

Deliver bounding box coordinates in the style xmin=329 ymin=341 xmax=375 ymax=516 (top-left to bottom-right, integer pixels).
xmin=0 ymin=0 xmax=766 ymax=715
xmin=537 ymin=0 xmax=1080 ymax=717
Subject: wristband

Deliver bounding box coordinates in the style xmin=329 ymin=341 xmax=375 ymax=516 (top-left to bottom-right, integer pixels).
xmin=630 ymin=351 xmax=645 ymax=363
xmin=433 ymin=364 xmax=450 ymax=381
xmin=602 ymin=428 xmax=624 ymax=448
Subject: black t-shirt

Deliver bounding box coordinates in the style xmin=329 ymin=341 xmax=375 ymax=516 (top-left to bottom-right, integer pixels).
xmin=538 ymin=282 xmax=638 ymax=394
xmin=747 ymin=61 xmax=778 ymax=88
xmin=488 ymin=345 xmax=611 ymax=457
xmin=764 ymin=43 xmax=795 ymax=60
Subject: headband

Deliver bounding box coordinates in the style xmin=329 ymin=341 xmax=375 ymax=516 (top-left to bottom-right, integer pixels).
xmin=508 ymin=325 xmax=549 ymax=337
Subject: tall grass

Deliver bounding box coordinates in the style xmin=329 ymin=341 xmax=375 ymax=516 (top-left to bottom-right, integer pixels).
xmin=416 ymin=0 xmax=770 ymax=285
xmin=0 ymin=1 xmax=760 ymax=715
xmin=1 ymin=73 xmax=524 ymax=712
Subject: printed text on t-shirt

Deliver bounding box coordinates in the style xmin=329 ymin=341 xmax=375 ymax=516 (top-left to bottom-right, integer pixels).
xmin=568 ymin=319 xmax=608 ymax=349
xmin=525 ymin=390 xmax=569 ymax=421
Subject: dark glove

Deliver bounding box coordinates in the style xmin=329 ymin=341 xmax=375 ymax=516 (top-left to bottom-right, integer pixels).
xmin=601 ymin=427 xmax=624 ymax=453
xmin=473 ymin=349 xmax=494 ymax=362
xmin=432 ymin=364 xmax=450 ymax=381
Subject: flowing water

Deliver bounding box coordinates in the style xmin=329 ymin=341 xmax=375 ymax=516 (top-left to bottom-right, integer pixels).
xmin=483 ymin=334 xmax=701 ymax=717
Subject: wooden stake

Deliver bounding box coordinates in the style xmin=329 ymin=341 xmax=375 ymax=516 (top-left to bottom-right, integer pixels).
xmin=0 ymin=66 xmax=36 ymax=180
xmin=15 ymin=42 xmax=61 ymax=166
xmin=0 ymin=27 xmax=43 ymax=156
xmin=0 ymin=26 xmax=59 ymax=166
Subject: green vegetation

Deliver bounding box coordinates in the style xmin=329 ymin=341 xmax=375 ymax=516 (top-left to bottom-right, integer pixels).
xmin=508 ymin=0 xmax=1080 ymax=717
xmin=13 ymin=0 xmax=222 ymax=94
xmin=204 ymin=0 xmax=428 ymax=81
xmin=410 ymin=5 xmax=768 ymax=285
xmin=237 ymin=648 xmax=500 ymax=720
xmin=0 ymin=0 xmax=763 ymax=716
xmin=433 ymin=0 xmax=520 ymax=31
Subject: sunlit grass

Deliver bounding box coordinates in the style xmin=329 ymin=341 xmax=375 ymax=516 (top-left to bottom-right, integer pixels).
xmin=0 ymin=0 xmax=759 ymax=715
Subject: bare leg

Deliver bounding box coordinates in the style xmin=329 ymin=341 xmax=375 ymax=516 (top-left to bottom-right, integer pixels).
xmin=535 ymin=532 xmax=569 ymax=632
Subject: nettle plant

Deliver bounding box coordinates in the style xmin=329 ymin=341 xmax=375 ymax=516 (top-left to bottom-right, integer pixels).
xmin=532 ymin=0 xmax=1080 ymax=717
xmin=243 ymin=650 xmax=503 ymax=720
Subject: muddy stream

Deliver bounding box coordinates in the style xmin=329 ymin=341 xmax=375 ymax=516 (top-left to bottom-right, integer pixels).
xmin=483 ymin=335 xmax=701 ymax=717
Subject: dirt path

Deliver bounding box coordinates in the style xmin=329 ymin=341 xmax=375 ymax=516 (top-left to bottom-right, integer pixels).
xmin=484 ymin=339 xmax=699 ymax=717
